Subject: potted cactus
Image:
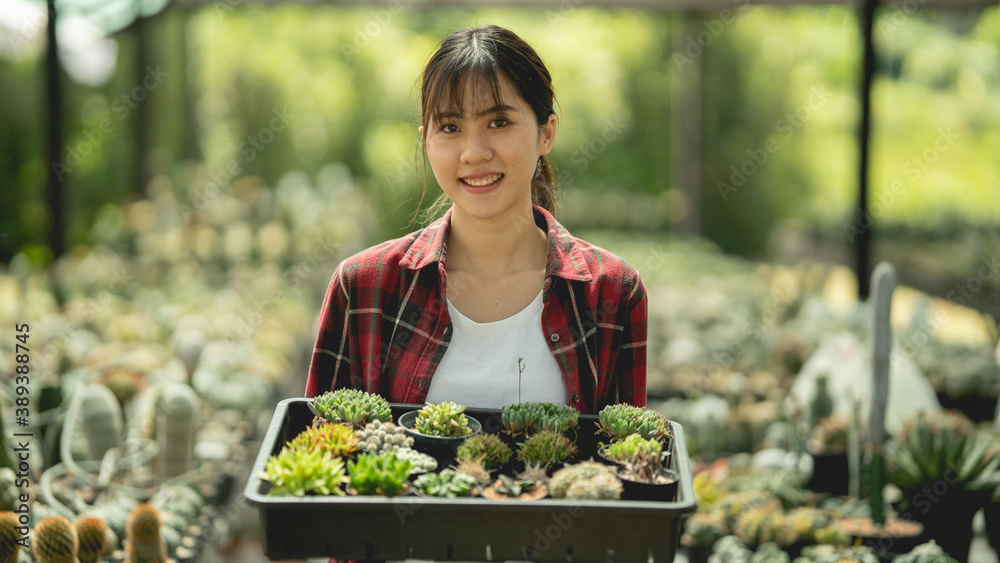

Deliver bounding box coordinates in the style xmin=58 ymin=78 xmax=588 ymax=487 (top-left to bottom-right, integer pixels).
xmin=889 ymin=540 xmax=958 ymax=563
xmin=500 ymin=402 xmax=580 ymax=436
xmin=412 ymin=469 xmax=479 ymax=498
xmin=355 ymin=420 xmax=413 ymax=453
xmin=309 ymin=388 xmax=392 ymax=429
xmin=515 ymin=430 xmax=578 ymax=468
xmin=596 ymin=403 xmax=672 ymax=445
xmin=347 ymin=451 xmax=412 ymax=497
xmin=456 ymin=433 xmax=513 ymax=470
xmin=125 ymin=504 xmax=167 ymax=563
xmin=398 ymin=402 xmax=482 ymax=455
xmin=288 ymin=422 xmax=359 ymax=459
xmin=32 ymin=515 xmax=78 ymax=563
xmin=599 ymin=433 xmax=665 ymax=466
xmin=548 ymin=461 xmax=623 ymax=500
xmin=481 ymin=474 xmax=547 ymax=501
xmin=260 ymin=447 xmax=349 ymax=496
xmin=806 ymin=415 xmax=852 ymax=496
xmin=603 ymin=433 xmax=678 ymax=501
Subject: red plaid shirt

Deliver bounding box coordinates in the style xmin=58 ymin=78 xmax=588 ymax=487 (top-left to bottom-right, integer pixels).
xmin=305 ymin=205 xmax=647 ymax=413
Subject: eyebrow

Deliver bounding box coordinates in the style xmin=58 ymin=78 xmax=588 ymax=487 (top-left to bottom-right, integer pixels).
xmin=438 ymin=104 xmax=518 ymax=121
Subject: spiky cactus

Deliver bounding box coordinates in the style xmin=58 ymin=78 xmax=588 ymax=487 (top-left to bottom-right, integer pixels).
xmin=596 ymin=404 xmax=670 ymax=441
xmin=516 ymin=430 xmax=577 ymax=466
xmin=733 ymin=506 xmax=795 ymax=547
xmin=78 ymin=384 xmax=124 ymax=462
xmin=288 ymin=423 xmax=358 ymax=459
xmin=32 ymin=515 xmax=79 ymax=563
xmin=454 ymin=457 xmax=492 ymax=488
xmin=869 ymin=261 xmax=896 ymax=525
xmin=549 ymin=461 xmax=622 ymax=500
xmin=354 ymin=420 xmax=412 ymax=453
xmin=808 ymin=415 xmax=850 ymax=455
xmin=75 ymin=517 xmax=109 ymax=563
xmin=456 ymin=433 xmax=512 ymax=469
xmin=125 ymin=504 xmax=166 ymax=563
xmin=309 ymin=389 xmax=392 ymax=428
xmin=155 ymin=383 xmax=200 ymax=481
xmin=1 ymin=511 xmax=21 ymax=563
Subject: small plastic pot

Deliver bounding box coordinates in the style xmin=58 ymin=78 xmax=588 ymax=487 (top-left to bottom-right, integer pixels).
xmin=397 ymin=410 xmax=481 ymax=459
xmin=617 ymin=468 xmax=679 ymax=502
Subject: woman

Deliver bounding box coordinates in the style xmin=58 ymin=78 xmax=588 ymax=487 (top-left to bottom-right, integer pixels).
xmin=305 ymin=24 xmax=647 ymax=413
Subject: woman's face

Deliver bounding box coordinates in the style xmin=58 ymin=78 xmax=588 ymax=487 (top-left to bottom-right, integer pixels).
xmin=420 ymin=73 xmax=556 ymax=224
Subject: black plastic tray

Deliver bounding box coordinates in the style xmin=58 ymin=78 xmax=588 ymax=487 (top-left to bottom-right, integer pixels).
xmin=244 ymin=399 xmax=696 ymax=562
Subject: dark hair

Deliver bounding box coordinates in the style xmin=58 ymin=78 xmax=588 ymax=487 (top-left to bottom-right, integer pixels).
xmin=418 ymin=25 xmax=558 ymax=218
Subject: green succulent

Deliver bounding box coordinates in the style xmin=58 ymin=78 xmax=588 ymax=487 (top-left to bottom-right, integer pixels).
xmin=887 ymin=410 xmax=1000 ymax=502
xmin=793 ymin=544 xmax=879 ymax=563
xmin=260 ymin=447 xmax=348 ymax=496
xmin=501 ymin=402 xmax=580 ymax=435
xmin=456 ymin=433 xmax=513 ymax=469
xmin=549 ymin=461 xmax=622 ymax=500
xmin=289 ymin=423 xmax=359 ymax=458
xmin=413 ymin=469 xmax=478 ymax=498
xmin=808 ymin=415 xmax=851 ymax=454
xmin=713 ymin=535 xmax=753 ymax=563
xmin=355 ymin=420 xmax=413 ymax=452
xmin=752 ymin=542 xmax=791 ymax=563
xmin=683 ymin=510 xmax=728 ymax=547
xmin=516 ymin=430 xmax=578 ymax=466
xmin=393 ymin=448 xmax=438 ymax=475
xmin=890 ymin=541 xmax=958 ymax=563
xmin=489 ymin=474 xmax=542 ymax=498
xmin=733 ymin=505 xmax=796 ymax=547
xmin=603 ymin=433 xmax=663 ymax=464
xmin=596 ymin=403 xmax=670 ymax=441
xmin=786 ymin=507 xmax=830 ymax=543
xmin=413 ymin=401 xmax=472 ymax=437
xmin=308 ymin=389 xmax=392 ymax=428
xmin=347 ymin=451 xmax=412 ymax=497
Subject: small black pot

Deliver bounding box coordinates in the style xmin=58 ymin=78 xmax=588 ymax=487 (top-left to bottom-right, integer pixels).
xmin=617 ymin=468 xmax=678 ymax=502
xmin=807 ymin=447 xmax=849 ymax=496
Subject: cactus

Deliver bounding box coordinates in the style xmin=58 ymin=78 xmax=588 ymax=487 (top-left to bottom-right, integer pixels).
xmin=149 ymin=485 xmax=204 ymax=523
xmin=125 ymin=504 xmax=166 ymax=563
xmin=75 ymin=517 xmax=109 ymax=563
xmin=890 ymin=540 xmax=958 ymax=563
xmin=808 ymin=415 xmax=851 ymax=455
xmin=32 ymin=515 xmax=78 ymax=563
xmin=602 ymin=433 xmax=663 ymax=464
xmin=354 ymin=420 xmax=412 ymax=453
xmin=752 ymin=542 xmax=791 ymax=563
xmin=413 ymin=402 xmax=472 ymax=437
xmin=549 ymin=461 xmax=622 ymax=500
xmin=98 ymin=368 xmax=145 ymax=408
xmin=713 ymin=535 xmax=753 ymax=563
xmin=717 ymin=490 xmax=782 ymax=531
xmin=596 ymin=404 xmax=670 ymax=441
xmin=453 ymin=457 xmax=492 ymax=488
xmin=347 ymin=451 xmax=412 ymax=497
xmin=501 ymin=402 xmax=579 ymax=436
xmin=794 ymin=544 xmax=879 ymax=563
xmin=786 ymin=507 xmax=829 ymax=543
xmin=308 ymin=389 xmax=391 ymax=428
xmin=869 ymin=261 xmax=896 ymax=525
xmin=155 ymin=383 xmax=200 ymax=481
xmin=456 ymin=433 xmax=512 ymax=469
xmin=813 ymin=525 xmax=850 ymax=546
xmin=1 ymin=511 xmax=22 ymax=563
xmin=392 ymin=448 xmax=437 ymax=476
xmin=412 ymin=469 xmax=478 ymax=498
xmin=260 ymin=447 xmax=348 ymax=497
xmin=516 ymin=430 xmax=577 ymax=466
xmin=288 ymin=423 xmax=359 ymax=459
xmin=485 ymin=474 xmax=544 ymax=499
xmin=733 ymin=506 xmax=795 ymax=547
xmin=77 ymin=384 xmax=124 ymax=463
xmin=683 ymin=510 xmax=728 ymax=547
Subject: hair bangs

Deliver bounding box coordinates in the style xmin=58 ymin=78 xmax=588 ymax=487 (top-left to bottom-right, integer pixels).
xmin=424 ymin=49 xmax=506 ymax=127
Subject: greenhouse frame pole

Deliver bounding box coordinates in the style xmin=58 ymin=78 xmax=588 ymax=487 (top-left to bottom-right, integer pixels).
xmin=45 ymin=0 xmax=65 ymax=260
xmin=856 ymin=0 xmax=878 ymax=299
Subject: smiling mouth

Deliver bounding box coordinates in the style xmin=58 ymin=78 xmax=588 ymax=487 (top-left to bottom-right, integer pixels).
xmin=460 ymin=174 xmax=504 ymax=187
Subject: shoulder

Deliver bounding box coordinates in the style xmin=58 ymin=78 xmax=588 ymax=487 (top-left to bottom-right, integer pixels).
xmin=567 ymin=235 xmax=645 ymax=298
xmin=331 ymin=226 xmax=432 ymax=287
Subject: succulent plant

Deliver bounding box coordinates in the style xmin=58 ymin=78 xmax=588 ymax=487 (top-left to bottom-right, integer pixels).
xmin=808 ymin=415 xmax=851 ymax=455
xmin=713 ymin=535 xmax=753 ymax=563
xmin=347 ymin=451 xmax=412 ymax=497
xmin=1 ymin=511 xmax=22 ymax=563
xmin=794 ymin=544 xmax=879 ymax=563
xmin=890 ymin=540 xmax=958 ymax=563
xmin=32 ymin=515 xmax=79 ymax=563
xmin=354 ymin=420 xmax=413 ymax=452
xmin=486 ymin=474 xmax=544 ymax=499
xmin=308 ymin=389 xmax=392 ymax=428
xmin=733 ymin=505 xmax=795 ymax=547
xmin=260 ymin=447 xmax=348 ymax=496
xmin=716 ymin=490 xmax=782 ymax=529
xmin=77 ymin=384 xmax=124 ymax=463
xmin=149 ymin=485 xmax=204 ymax=523
xmin=454 ymin=457 xmax=492 ymax=488
xmin=501 ymin=402 xmax=580 ymax=436
xmin=517 ymin=462 xmax=551 ymax=485
xmin=602 ymin=433 xmax=663 ymax=464
xmin=549 ymin=461 xmax=622 ymax=500
xmin=412 ymin=469 xmax=478 ymax=498
xmin=813 ymin=525 xmax=850 ymax=546
xmin=682 ymin=510 xmax=728 ymax=547
xmin=288 ymin=423 xmax=359 ymax=459
xmin=516 ymin=430 xmax=577 ymax=466
xmin=155 ymin=382 xmax=200 ymax=480
xmin=752 ymin=542 xmax=791 ymax=563
xmin=786 ymin=507 xmax=829 ymax=543
xmin=75 ymin=517 xmax=109 ymax=563
xmin=125 ymin=504 xmax=166 ymax=563
xmin=98 ymin=367 xmax=145 ymax=408
xmin=887 ymin=409 xmax=1000 ymax=499
xmin=393 ymin=448 xmax=437 ymax=475
xmin=456 ymin=433 xmax=512 ymax=469
xmin=413 ymin=401 xmax=473 ymax=437
xmin=596 ymin=403 xmax=670 ymax=441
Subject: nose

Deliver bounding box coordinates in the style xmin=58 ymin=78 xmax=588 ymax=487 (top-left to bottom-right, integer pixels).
xmin=459 ymin=129 xmax=493 ymax=164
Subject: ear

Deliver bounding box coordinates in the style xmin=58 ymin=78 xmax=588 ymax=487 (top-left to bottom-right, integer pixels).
xmin=538 ymin=113 xmax=556 ymax=156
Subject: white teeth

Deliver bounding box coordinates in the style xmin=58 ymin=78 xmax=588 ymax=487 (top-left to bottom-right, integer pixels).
xmin=462 ymin=174 xmax=502 ymax=187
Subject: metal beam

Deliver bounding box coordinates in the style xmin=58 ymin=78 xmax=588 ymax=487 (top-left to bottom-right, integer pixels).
xmin=856 ymin=0 xmax=877 ymax=299
xmin=45 ymin=0 xmax=65 ymax=261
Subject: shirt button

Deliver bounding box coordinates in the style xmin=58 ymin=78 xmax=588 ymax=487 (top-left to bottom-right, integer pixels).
xmin=572 ymin=393 xmax=580 ymax=403
xmin=550 ymin=333 xmax=560 ymax=342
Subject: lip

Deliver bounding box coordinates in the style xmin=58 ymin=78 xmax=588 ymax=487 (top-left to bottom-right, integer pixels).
xmin=458 ymin=173 xmax=504 ymax=193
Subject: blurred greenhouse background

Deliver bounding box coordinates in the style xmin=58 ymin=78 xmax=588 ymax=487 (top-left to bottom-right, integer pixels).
xmin=1 ymin=0 xmax=999 ymax=562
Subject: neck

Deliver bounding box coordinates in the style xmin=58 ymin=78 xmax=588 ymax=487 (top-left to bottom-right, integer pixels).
xmin=446 ymin=203 xmax=546 ymax=276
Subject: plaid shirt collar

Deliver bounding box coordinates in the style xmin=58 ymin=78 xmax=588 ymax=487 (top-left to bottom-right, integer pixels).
xmin=398 ymin=205 xmax=594 ymax=283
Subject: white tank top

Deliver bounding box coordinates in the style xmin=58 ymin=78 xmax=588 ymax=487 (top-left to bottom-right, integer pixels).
xmin=425 ymin=289 xmax=569 ymax=408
